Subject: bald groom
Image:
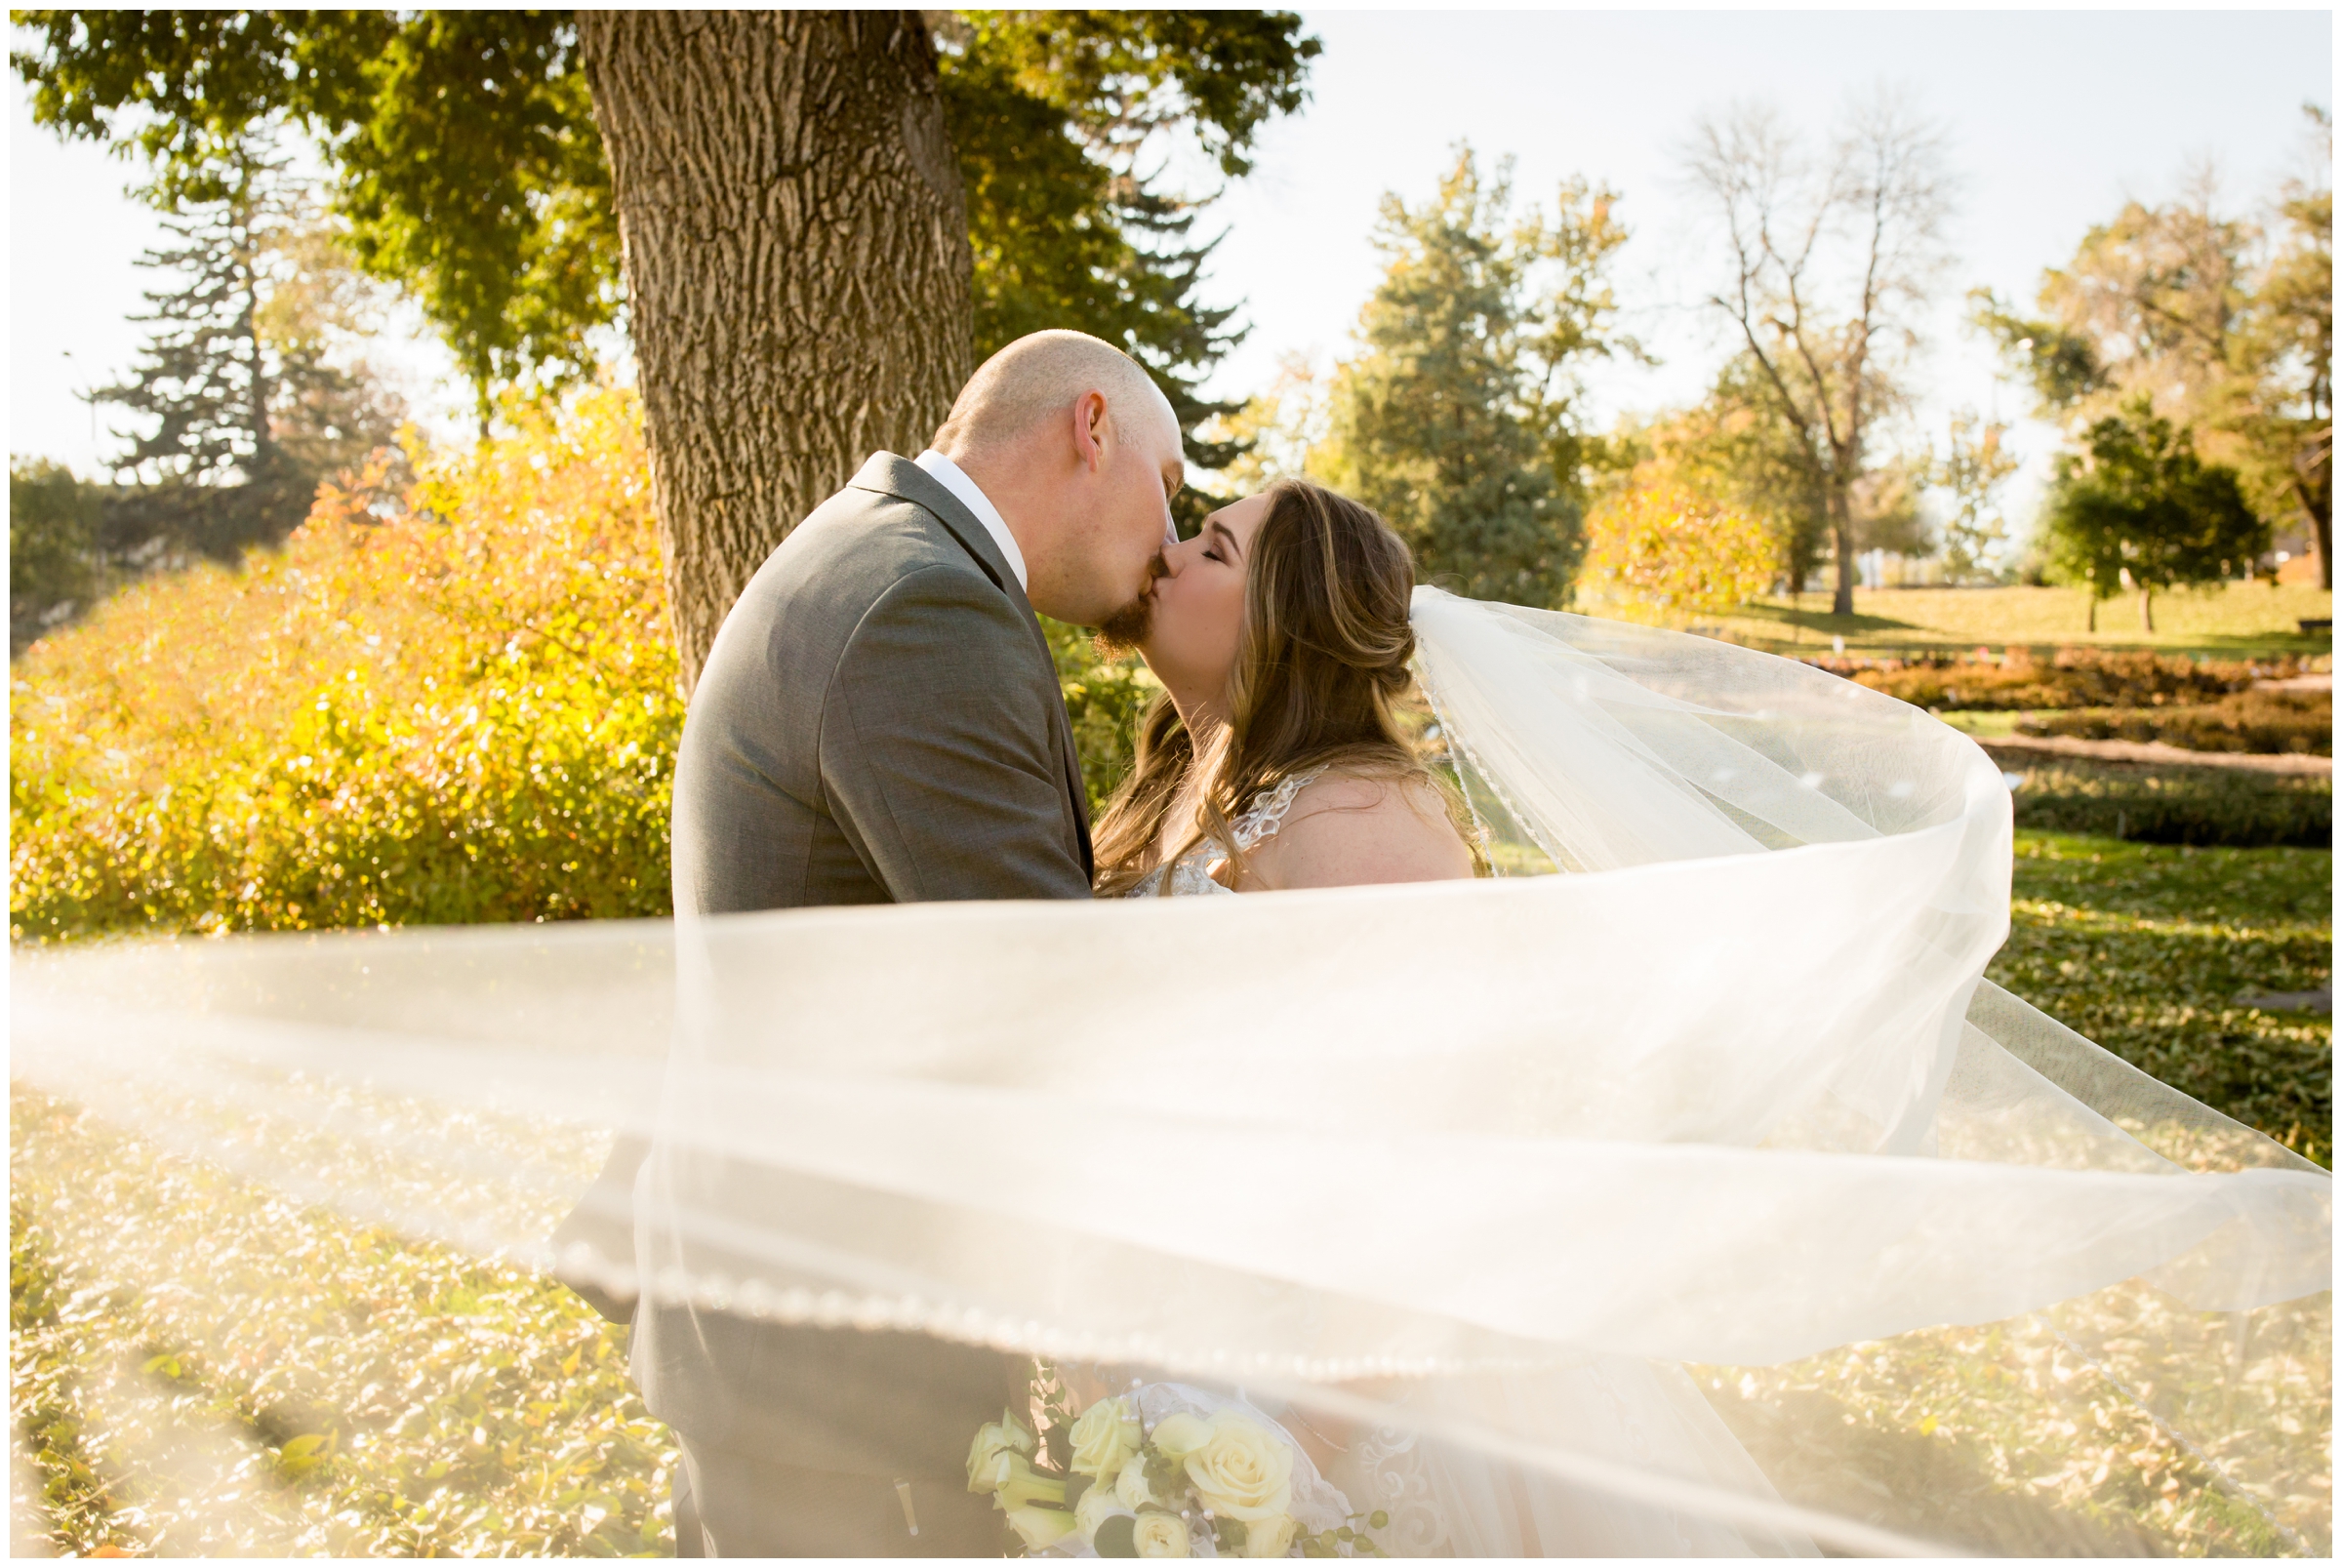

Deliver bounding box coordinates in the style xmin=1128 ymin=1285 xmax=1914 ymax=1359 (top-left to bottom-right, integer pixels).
xmin=638 ymin=332 xmax=1186 ymax=1555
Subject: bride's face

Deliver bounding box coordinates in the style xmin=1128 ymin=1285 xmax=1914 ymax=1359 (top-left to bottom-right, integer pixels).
xmin=1139 ymin=490 xmax=1272 ymax=709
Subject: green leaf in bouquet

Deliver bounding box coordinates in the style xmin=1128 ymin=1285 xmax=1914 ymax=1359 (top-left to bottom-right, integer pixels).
xmin=1092 ymin=1513 xmax=1140 ymax=1557
xmin=1216 ymin=1516 xmax=1250 ymax=1552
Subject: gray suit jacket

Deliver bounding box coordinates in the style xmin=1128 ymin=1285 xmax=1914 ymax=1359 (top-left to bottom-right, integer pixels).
xmin=563 ymin=453 xmax=1093 ymax=1480
xmin=674 ymin=450 xmax=1093 ymax=909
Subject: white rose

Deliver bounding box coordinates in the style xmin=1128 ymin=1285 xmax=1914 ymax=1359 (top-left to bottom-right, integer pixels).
xmin=966 ymin=1407 xmax=1036 ymax=1493
xmin=1184 ymin=1411 xmax=1294 ymax=1523
xmin=1241 ymin=1513 xmax=1300 ymax=1558
xmin=1004 ymin=1505 xmax=1078 ymax=1551
xmin=1114 ymin=1453 xmax=1163 ymax=1511
xmin=1073 ymin=1482 xmax=1133 ymax=1544
xmin=1132 ymin=1510 xmax=1191 ymax=1558
xmin=1069 ymin=1395 xmax=1143 ymax=1481
xmin=1148 ymin=1411 xmax=1213 ymax=1465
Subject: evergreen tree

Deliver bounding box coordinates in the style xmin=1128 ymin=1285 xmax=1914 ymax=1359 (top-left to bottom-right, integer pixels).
xmin=1315 ymin=147 xmax=1635 ymax=606
xmin=90 ymin=145 xmax=401 ymax=562
xmin=2043 ymin=402 xmax=2269 ymax=632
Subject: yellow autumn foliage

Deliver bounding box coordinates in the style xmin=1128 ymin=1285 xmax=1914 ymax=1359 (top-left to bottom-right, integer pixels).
xmin=10 ymin=387 xmax=683 ymax=940
xmin=1579 ymin=476 xmax=1775 ymax=625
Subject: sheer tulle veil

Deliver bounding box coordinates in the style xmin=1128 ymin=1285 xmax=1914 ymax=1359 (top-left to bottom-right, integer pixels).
xmin=13 ymin=586 xmax=2329 ymax=1554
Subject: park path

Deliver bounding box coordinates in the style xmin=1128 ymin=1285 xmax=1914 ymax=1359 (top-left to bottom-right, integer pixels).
xmin=1976 ymin=734 xmax=2331 ymax=777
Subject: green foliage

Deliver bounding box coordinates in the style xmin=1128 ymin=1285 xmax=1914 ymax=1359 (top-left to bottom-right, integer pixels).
xmin=9 ymin=1087 xmax=675 ymax=1555
xmin=1315 ymin=146 xmax=1635 ymax=605
xmin=2018 ymin=690 xmax=2329 ymax=756
xmin=15 ymin=10 xmax=1314 ymax=446
xmin=2004 ymin=759 xmax=2331 ymax=850
xmin=1038 ymin=615 xmax=1158 ymax=816
xmin=1991 ymin=831 xmax=2330 ymax=1165
xmin=10 ymin=390 xmax=682 ymax=943
xmin=9 ymin=460 xmax=105 ymax=652
xmin=938 ymin=11 xmax=1317 ymax=494
xmin=2043 ymin=405 xmax=2269 ymax=609
xmin=13 ymin=11 xmax=616 ymax=418
xmin=1980 ymin=127 xmax=2334 ymax=588
xmin=1969 ymin=288 xmax=2108 ymax=412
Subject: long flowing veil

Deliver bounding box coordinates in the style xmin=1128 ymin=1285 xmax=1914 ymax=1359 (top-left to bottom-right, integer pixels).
xmin=13 ymin=587 xmax=2328 ymax=1555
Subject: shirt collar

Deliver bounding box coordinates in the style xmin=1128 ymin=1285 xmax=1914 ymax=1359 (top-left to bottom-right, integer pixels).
xmin=914 ymin=449 xmax=1028 ymax=592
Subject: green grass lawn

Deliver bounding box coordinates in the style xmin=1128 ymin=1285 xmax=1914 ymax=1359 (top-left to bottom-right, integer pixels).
xmin=1990 ymin=830 xmax=2332 ymax=1167
xmin=1710 ymin=583 xmax=2333 ymax=660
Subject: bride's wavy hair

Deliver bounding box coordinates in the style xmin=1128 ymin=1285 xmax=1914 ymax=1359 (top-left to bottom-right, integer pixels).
xmin=1092 ymin=478 xmax=1472 ymax=896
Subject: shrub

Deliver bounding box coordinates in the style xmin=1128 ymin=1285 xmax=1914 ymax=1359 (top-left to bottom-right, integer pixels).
xmin=2018 ymin=691 xmax=2330 ymax=755
xmin=11 ymin=390 xmax=683 ymax=941
xmin=1812 ymin=646 xmax=2322 ymax=711
xmin=2004 ymin=760 xmax=2332 ymax=849
xmin=1042 ymin=616 xmax=1157 ymax=815
xmin=10 ymin=460 xmax=106 ymax=653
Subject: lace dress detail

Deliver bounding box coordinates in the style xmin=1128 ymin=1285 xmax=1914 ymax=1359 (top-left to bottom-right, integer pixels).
xmin=1126 ymin=765 xmax=1329 ymax=899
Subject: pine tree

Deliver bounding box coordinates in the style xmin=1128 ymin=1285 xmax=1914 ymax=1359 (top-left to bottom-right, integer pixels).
xmin=90 ymin=146 xmax=401 ymax=562
xmin=1314 ymin=148 xmax=1635 ymax=607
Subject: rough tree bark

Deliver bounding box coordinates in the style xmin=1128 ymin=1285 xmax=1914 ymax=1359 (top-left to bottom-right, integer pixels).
xmin=579 ymin=12 xmax=974 ymax=689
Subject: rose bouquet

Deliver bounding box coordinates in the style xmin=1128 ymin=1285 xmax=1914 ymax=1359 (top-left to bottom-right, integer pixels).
xmin=966 ymin=1368 xmax=1388 ymax=1558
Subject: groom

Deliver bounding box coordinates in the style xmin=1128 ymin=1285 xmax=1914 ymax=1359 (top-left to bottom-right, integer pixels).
xmin=637 ymin=330 xmax=1183 ymax=1555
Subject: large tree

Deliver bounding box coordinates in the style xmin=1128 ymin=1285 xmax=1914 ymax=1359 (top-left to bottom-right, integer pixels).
xmin=1312 ymin=146 xmax=1637 ymax=606
xmin=1976 ymin=111 xmax=2333 ymax=589
xmin=1684 ymin=95 xmax=1953 ymax=616
xmin=15 ymin=9 xmax=1317 ymax=682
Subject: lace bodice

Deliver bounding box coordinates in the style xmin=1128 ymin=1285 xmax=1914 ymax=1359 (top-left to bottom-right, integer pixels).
xmin=1126 ymin=765 xmax=1329 ymax=898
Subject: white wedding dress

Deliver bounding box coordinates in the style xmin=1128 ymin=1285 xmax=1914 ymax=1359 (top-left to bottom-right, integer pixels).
xmin=1128 ymin=768 xmax=1815 ymax=1557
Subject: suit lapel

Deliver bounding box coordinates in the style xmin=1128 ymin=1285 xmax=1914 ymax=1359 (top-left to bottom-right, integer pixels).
xmin=850 ymin=453 xmax=1096 ymax=879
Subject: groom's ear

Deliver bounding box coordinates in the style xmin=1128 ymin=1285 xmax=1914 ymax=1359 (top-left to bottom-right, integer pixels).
xmin=1070 ymin=389 xmax=1112 ymax=472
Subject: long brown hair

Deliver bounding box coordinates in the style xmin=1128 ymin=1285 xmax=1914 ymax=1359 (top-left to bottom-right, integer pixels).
xmin=1092 ymin=478 xmax=1465 ymax=896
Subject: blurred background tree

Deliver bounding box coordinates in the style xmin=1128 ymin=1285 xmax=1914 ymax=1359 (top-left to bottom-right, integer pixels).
xmin=2042 ymin=402 xmax=2269 ymax=631
xmin=89 ymin=140 xmax=405 ymax=569
xmin=1929 ymin=410 xmax=2020 ymax=583
xmin=1977 ymin=105 xmax=2331 ymax=588
xmin=1578 ymin=477 xmax=1775 ymax=626
xmin=1310 ymin=146 xmax=1639 ymax=605
xmin=1684 ymin=95 xmax=1954 ymax=616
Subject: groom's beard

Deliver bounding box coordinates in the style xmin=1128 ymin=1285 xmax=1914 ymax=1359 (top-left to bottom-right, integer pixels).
xmin=1092 ymin=552 xmax=1168 ymax=659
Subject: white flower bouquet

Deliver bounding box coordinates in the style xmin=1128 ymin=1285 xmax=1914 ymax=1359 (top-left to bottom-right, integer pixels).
xmin=966 ymin=1368 xmax=1388 ymax=1558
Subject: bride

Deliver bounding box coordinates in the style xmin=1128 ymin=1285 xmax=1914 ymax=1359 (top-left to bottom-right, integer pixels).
xmin=1074 ymin=477 xmax=1812 ymax=1555
xmin=1092 ymin=480 xmax=1475 ymax=901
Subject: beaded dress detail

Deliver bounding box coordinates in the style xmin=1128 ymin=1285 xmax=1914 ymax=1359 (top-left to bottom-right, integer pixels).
xmin=1126 ymin=765 xmax=1330 ymax=898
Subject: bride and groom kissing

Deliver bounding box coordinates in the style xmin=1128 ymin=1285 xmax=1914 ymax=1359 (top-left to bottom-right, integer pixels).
xmin=610 ymin=329 xmax=1478 ymax=1555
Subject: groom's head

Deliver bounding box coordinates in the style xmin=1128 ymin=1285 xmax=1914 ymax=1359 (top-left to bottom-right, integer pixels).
xmin=931 ymin=330 xmax=1184 ymax=627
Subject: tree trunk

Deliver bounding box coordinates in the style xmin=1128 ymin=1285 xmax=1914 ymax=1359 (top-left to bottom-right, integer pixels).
xmin=580 ymin=11 xmax=974 ymax=689
xmin=1829 ymin=487 xmax=1856 ymax=618
xmin=2086 ymin=594 xmax=2096 ymax=634
xmin=2139 ymin=585 xmax=2155 ymax=633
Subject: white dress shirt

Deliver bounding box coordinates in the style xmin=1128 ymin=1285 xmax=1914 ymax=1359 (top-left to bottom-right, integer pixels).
xmin=914 ymin=449 xmax=1028 ymax=592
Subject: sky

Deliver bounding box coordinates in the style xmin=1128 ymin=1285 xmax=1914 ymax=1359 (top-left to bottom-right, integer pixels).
xmin=9 ymin=8 xmax=2333 ymax=538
